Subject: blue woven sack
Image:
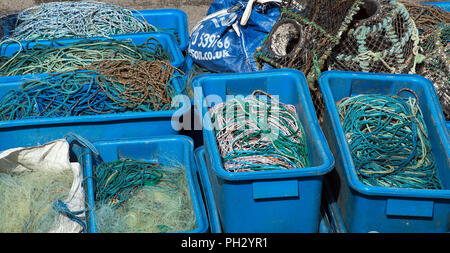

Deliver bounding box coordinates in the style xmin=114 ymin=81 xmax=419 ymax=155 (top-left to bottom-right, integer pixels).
xmin=188 ymin=0 xmax=280 ymax=73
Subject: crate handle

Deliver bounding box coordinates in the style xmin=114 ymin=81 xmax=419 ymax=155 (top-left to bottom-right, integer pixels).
xmin=253 ymin=180 xmax=299 ymax=200
xmin=385 ymin=199 xmax=434 ymax=218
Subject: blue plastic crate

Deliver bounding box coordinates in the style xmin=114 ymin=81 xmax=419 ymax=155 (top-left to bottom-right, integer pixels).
xmin=81 ymin=135 xmax=208 ymax=233
xmin=134 ymin=9 xmax=189 ymax=51
xmin=1 ymin=8 xmax=189 ymax=52
xmin=195 ymin=146 xmax=338 ymax=233
xmin=192 ymin=69 xmax=335 ymax=233
xmin=0 ymin=32 xmax=184 ymax=68
xmin=318 ymin=70 xmax=450 ymax=233
xmin=0 ymin=71 xmax=190 ymax=152
xmin=194 ymin=146 xmax=223 ymax=233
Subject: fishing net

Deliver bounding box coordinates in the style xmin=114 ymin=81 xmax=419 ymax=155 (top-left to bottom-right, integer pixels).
xmin=209 ymin=90 xmax=309 ymax=172
xmin=328 ymin=0 xmax=421 ymax=74
xmin=0 ymin=139 xmax=87 ymax=233
xmin=337 ymin=92 xmax=443 ymax=189
xmin=254 ymin=0 xmax=363 ymax=85
xmin=402 ymin=1 xmax=449 ymax=121
xmin=4 ymin=1 xmax=157 ymax=41
xmin=92 ymin=158 xmax=197 ymax=233
xmin=0 ymin=170 xmax=73 ymax=233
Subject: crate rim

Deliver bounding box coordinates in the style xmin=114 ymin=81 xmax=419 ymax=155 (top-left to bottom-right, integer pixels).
xmin=193 ymin=68 xmax=335 ymax=181
xmin=318 ymin=70 xmax=450 ymax=199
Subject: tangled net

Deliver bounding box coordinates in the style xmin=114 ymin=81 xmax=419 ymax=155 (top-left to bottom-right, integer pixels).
xmin=0 ymin=169 xmax=74 ymax=233
xmin=5 ymin=1 xmax=157 ymax=41
xmin=337 ymin=92 xmax=443 ymax=189
xmin=93 ymin=158 xmax=197 ymax=233
xmin=209 ymin=90 xmax=309 ymax=172
xmin=0 ymin=38 xmax=171 ymax=76
xmin=402 ymin=1 xmax=449 ymax=120
xmin=0 ymin=60 xmax=180 ymax=121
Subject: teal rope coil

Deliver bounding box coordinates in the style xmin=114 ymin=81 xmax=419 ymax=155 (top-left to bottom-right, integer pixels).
xmin=209 ymin=90 xmax=309 ymax=172
xmin=0 ymin=37 xmax=171 ymax=76
xmin=93 ymin=158 xmax=166 ymax=209
xmin=5 ymin=1 xmax=157 ymax=41
xmin=337 ymin=92 xmax=443 ymax=189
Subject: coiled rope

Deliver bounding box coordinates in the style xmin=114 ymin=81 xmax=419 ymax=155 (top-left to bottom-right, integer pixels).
xmin=337 ymin=92 xmax=443 ymax=189
xmin=209 ymin=90 xmax=309 ymax=172
xmin=0 ymin=37 xmax=170 ymax=76
xmin=6 ymin=1 xmax=157 ymax=41
xmin=0 ymin=60 xmax=181 ymax=121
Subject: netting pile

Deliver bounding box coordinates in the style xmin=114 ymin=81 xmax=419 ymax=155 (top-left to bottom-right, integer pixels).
xmin=4 ymin=1 xmax=157 ymax=41
xmin=337 ymin=93 xmax=443 ymax=189
xmin=92 ymin=158 xmax=197 ymax=233
xmin=209 ymin=90 xmax=309 ymax=172
xmin=254 ymin=0 xmax=363 ymax=85
xmin=0 ymin=170 xmax=73 ymax=232
xmin=403 ymin=2 xmax=449 ymax=120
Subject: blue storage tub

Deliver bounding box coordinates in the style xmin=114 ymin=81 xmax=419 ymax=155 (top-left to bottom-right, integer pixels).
xmin=194 ymin=146 xmax=223 ymax=233
xmin=319 ymin=70 xmax=450 ymax=233
xmin=133 ymin=9 xmax=189 ymax=51
xmin=1 ymin=8 xmax=189 ymax=52
xmin=192 ymin=69 xmax=335 ymax=233
xmin=0 ymin=32 xmax=184 ymax=68
xmin=81 ymin=135 xmax=208 ymax=233
xmin=195 ymin=146 xmax=338 ymax=233
xmin=0 ymin=71 xmax=190 ymax=152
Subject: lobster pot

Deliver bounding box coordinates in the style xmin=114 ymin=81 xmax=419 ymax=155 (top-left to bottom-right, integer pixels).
xmin=328 ymin=0 xmax=420 ymax=74
xmin=254 ymin=0 xmax=363 ymax=85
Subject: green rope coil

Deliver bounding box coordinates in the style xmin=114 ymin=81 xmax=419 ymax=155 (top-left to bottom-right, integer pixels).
xmin=0 ymin=37 xmax=171 ymax=76
xmin=337 ymin=93 xmax=443 ymax=189
xmin=209 ymin=90 xmax=309 ymax=172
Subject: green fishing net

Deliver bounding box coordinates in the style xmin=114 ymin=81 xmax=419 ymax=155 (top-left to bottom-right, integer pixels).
xmin=0 ymin=169 xmax=73 ymax=233
xmin=93 ymin=159 xmax=197 ymax=233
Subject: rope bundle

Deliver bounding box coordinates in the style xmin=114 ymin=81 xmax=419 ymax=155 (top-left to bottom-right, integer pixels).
xmin=0 ymin=60 xmax=180 ymax=121
xmin=337 ymin=93 xmax=443 ymax=189
xmin=6 ymin=1 xmax=157 ymax=41
xmin=93 ymin=159 xmax=165 ymax=209
xmin=209 ymin=91 xmax=309 ymax=172
xmin=0 ymin=38 xmax=170 ymax=76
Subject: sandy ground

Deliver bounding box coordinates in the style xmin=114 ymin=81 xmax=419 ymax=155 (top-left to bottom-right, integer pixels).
xmin=0 ymin=0 xmax=442 ymax=33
